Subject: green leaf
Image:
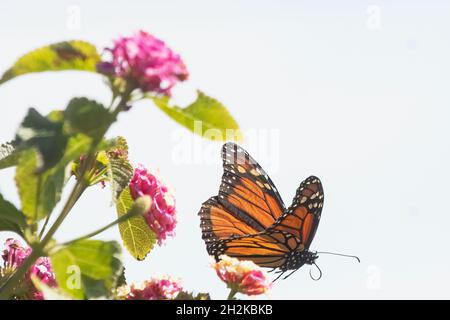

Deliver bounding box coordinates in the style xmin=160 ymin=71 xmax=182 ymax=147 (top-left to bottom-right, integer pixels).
xmin=107 ymin=157 xmax=134 ymax=200
xmin=105 ymin=137 xmax=133 ymax=200
xmin=0 ymin=193 xmax=27 ymax=235
xmin=50 ymin=240 xmax=123 ymax=300
xmin=0 ymin=41 xmax=100 ymax=85
xmin=0 ymin=141 xmax=20 ymax=170
xmin=116 ymin=187 xmax=156 ymax=261
xmin=16 ymin=108 xmax=68 ymax=172
xmin=152 ymin=91 xmax=241 ymax=141
xmin=108 ymin=136 xmax=129 ymax=156
xmin=15 ymin=149 xmax=41 ymax=221
xmin=57 ymin=134 xmax=93 ymax=170
xmin=64 ymin=98 xmax=112 ymax=138
xmin=15 ymin=134 xmax=92 ymax=221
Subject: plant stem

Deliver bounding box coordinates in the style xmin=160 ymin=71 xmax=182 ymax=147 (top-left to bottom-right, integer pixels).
xmin=40 ymin=180 xmax=87 ymax=244
xmin=60 ymin=206 xmax=143 ymax=247
xmin=39 ymin=209 xmax=52 ymax=240
xmin=0 ymin=87 xmax=133 ymax=300
xmin=227 ymin=288 xmax=238 ymax=300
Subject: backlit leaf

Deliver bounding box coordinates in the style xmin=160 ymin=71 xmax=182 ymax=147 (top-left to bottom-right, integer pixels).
xmin=0 ymin=141 xmax=20 ymax=170
xmin=0 ymin=193 xmax=27 ymax=235
xmin=50 ymin=240 xmax=123 ymax=300
xmin=116 ymin=187 xmax=156 ymax=261
xmin=152 ymin=91 xmax=241 ymax=141
xmin=0 ymin=41 xmax=100 ymax=85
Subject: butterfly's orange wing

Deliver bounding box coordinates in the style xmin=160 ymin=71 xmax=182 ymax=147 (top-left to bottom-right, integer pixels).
xmin=199 ymin=143 xmax=286 ymax=257
xmin=218 ymin=143 xmax=286 ymax=230
xmin=270 ymin=176 xmax=324 ymax=249
xmin=207 ymin=231 xmax=296 ymax=268
xmin=199 ymin=143 xmax=324 ymax=272
xmin=199 ymin=196 xmax=261 ymax=243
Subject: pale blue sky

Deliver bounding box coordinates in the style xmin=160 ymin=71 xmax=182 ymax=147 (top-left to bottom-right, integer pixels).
xmin=1 ymin=1 xmax=450 ymax=299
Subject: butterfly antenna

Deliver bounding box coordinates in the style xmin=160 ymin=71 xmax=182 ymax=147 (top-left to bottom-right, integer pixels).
xmin=309 ymin=263 xmax=322 ymax=281
xmin=317 ymin=251 xmax=361 ymax=263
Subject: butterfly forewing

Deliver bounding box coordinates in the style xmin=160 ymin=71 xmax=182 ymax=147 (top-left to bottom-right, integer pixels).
xmin=218 ymin=143 xmax=286 ymax=230
xmin=199 ymin=196 xmax=261 ymax=243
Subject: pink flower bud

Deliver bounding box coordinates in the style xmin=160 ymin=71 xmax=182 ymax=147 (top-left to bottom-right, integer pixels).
xmin=1 ymin=238 xmax=56 ymax=300
xmin=123 ymin=276 xmax=182 ymax=300
xmin=2 ymin=238 xmax=31 ymax=268
xmin=100 ymin=30 xmax=189 ymax=96
xmin=129 ymin=165 xmax=177 ymax=245
xmin=212 ymin=255 xmax=272 ymax=296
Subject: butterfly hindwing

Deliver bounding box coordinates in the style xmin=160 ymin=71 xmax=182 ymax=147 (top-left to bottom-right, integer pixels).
xmin=270 ymin=176 xmax=324 ymax=249
xmin=208 ymin=231 xmax=297 ymax=268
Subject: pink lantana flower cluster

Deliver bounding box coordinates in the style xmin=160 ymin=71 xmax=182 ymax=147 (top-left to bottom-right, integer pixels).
xmin=212 ymin=255 xmax=272 ymax=296
xmin=98 ymin=30 xmax=189 ymax=96
xmin=1 ymin=239 xmax=56 ymax=300
xmin=129 ymin=165 xmax=177 ymax=245
xmin=119 ymin=276 xmax=182 ymax=300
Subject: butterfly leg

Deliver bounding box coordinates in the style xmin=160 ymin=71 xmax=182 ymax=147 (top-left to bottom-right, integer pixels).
xmin=282 ymin=269 xmax=299 ymax=280
xmin=267 ymin=268 xmax=278 ymax=273
xmin=273 ymin=271 xmax=285 ymax=282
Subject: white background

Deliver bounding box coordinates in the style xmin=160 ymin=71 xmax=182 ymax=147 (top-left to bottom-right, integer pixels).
xmin=1 ymin=1 xmax=449 ymax=299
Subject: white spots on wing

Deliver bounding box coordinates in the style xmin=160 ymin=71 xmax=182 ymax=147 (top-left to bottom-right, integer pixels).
xmin=256 ymin=181 xmax=265 ymax=188
xmin=300 ymin=196 xmax=308 ymax=204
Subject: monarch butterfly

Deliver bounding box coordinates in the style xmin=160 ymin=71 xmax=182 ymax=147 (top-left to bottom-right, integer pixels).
xmin=199 ymin=142 xmax=358 ymax=281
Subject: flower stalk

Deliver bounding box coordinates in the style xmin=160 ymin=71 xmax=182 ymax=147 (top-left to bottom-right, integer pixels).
xmin=60 ymin=195 xmax=151 ymax=247
xmin=227 ymin=288 xmax=238 ymax=300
